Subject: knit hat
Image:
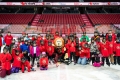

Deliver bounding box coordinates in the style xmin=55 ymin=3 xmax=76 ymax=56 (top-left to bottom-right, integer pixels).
xmin=42 ymin=52 xmax=46 ymax=55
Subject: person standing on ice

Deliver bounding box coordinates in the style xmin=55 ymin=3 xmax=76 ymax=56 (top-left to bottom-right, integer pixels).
xmin=4 ymin=31 xmax=13 ymax=53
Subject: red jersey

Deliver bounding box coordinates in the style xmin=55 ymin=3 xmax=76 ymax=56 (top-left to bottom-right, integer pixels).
xmin=4 ymin=35 xmax=13 ymax=46
xmin=36 ymin=37 xmax=42 ymax=46
xmin=46 ymin=46 xmax=54 ymax=56
xmin=21 ymin=61 xmax=31 ymax=72
xmin=107 ymin=41 xmax=114 ymax=55
xmin=40 ymin=57 xmax=48 ymax=66
xmin=114 ymin=43 xmax=120 ymax=56
xmin=101 ymin=42 xmax=109 ymax=57
xmin=106 ymin=33 xmax=116 ymax=41
xmin=80 ymin=41 xmax=88 ymax=49
xmin=39 ymin=45 xmax=46 ymax=53
xmin=12 ymin=53 xmax=23 ymax=68
xmin=69 ymin=41 xmax=76 ymax=52
xmin=0 ymin=53 xmax=12 ymax=70
xmin=79 ymin=48 xmax=90 ymax=58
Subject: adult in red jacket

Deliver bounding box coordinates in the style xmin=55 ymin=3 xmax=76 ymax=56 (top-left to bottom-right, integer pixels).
xmin=101 ymin=38 xmax=110 ymax=66
xmin=107 ymin=36 xmax=114 ymax=64
xmin=0 ymin=47 xmax=12 ymax=78
xmin=4 ymin=31 xmax=13 ymax=46
xmin=77 ymin=44 xmax=90 ymax=65
xmin=40 ymin=52 xmax=48 ymax=70
xmin=69 ymin=37 xmax=76 ymax=64
xmin=46 ymin=41 xmax=54 ymax=63
xmin=11 ymin=50 xmax=23 ymax=73
xmin=113 ymin=39 xmax=120 ymax=65
xmin=106 ymin=30 xmax=116 ymax=41
xmin=4 ymin=31 xmax=13 ymax=53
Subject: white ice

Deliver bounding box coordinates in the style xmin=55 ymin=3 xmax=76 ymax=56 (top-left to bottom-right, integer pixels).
xmin=0 ymin=63 xmax=120 ymax=80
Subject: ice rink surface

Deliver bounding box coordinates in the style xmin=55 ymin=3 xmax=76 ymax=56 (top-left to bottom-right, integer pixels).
xmin=1 ymin=63 xmax=120 ymax=80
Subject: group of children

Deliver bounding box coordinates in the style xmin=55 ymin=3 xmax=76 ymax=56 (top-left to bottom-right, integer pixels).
xmin=0 ymin=30 xmax=120 ymax=78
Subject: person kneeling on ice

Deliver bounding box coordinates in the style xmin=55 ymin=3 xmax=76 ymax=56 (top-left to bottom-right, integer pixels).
xmin=77 ymin=43 xmax=90 ymax=65
xmin=21 ymin=57 xmax=35 ymax=73
xmin=11 ymin=50 xmax=23 ymax=73
xmin=0 ymin=47 xmax=12 ymax=78
xmin=40 ymin=52 xmax=48 ymax=70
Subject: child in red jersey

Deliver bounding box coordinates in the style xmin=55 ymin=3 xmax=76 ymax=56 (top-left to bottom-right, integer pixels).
xmin=39 ymin=40 xmax=46 ymax=53
xmin=46 ymin=41 xmax=55 ymax=64
xmin=11 ymin=50 xmax=23 ymax=73
xmin=101 ymin=38 xmax=110 ymax=66
xmin=77 ymin=44 xmax=90 ymax=65
xmin=40 ymin=52 xmax=49 ymax=70
xmin=69 ymin=37 xmax=76 ymax=64
xmin=114 ymin=38 xmax=120 ymax=65
xmin=21 ymin=57 xmax=35 ymax=73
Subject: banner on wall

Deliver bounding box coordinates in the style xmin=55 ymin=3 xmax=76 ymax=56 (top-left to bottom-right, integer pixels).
xmin=0 ymin=2 xmax=119 ymax=6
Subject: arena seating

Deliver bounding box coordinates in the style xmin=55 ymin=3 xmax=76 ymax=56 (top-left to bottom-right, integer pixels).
xmin=88 ymin=14 xmax=120 ymax=24
xmin=0 ymin=14 xmax=35 ymax=24
xmin=31 ymin=14 xmax=93 ymax=33
xmin=32 ymin=14 xmax=84 ymax=26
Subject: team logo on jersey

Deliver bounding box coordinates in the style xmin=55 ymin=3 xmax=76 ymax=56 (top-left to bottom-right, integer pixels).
xmin=49 ymin=47 xmax=51 ymax=51
xmin=117 ymin=46 xmax=120 ymax=49
xmin=110 ymin=44 xmax=113 ymax=47
xmin=43 ymin=60 xmax=46 ymax=64
xmin=17 ymin=57 xmax=21 ymax=61
xmin=72 ymin=43 xmax=74 ymax=47
xmin=104 ymin=48 xmax=107 ymax=50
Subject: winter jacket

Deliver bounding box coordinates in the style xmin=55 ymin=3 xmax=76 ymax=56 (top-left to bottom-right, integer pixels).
xmin=30 ymin=46 xmax=40 ymax=57
xmin=4 ymin=35 xmax=13 ymax=46
xmin=20 ymin=44 xmax=30 ymax=53
xmin=90 ymin=42 xmax=99 ymax=53
xmin=0 ymin=53 xmax=12 ymax=70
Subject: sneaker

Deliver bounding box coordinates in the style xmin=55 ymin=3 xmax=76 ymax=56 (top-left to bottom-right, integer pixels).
xmin=107 ymin=64 xmax=110 ymax=67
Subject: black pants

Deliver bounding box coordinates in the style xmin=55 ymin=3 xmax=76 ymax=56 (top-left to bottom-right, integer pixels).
xmin=70 ymin=52 xmax=76 ymax=63
xmin=114 ymin=56 xmax=120 ymax=65
xmin=91 ymin=52 xmax=100 ymax=64
xmin=102 ymin=57 xmax=110 ymax=66
xmin=32 ymin=54 xmax=36 ymax=66
xmin=0 ymin=46 xmax=1 ymax=52
xmin=24 ymin=53 xmax=30 ymax=62
xmin=60 ymin=53 xmax=65 ymax=61
xmin=76 ymin=56 xmax=79 ymax=63
xmin=48 ymin=54 xmax=55 ymax=61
